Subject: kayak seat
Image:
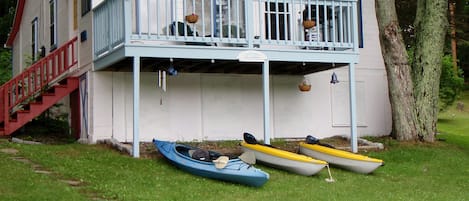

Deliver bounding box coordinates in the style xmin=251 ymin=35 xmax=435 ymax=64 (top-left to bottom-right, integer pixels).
xmin=184 ymin=146 xmax=222 ymax=161
xmin=191 ymin=149 xmax=211 ymax=162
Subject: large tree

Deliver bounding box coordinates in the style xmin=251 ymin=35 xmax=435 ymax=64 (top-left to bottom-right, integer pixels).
xmin=375 ymin=0 xmax=418 ymax=141
xmin=376 ymin=0 xmax=448 ymax=142
xmin=413 ymin=0 xmax=448 ymax=142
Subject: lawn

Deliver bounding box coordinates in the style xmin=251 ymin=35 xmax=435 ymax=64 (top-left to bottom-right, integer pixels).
xmin=437 ymin=90 xmax=469 ymax=150
xmin=1 ymin=92 xmax=468 ymax=201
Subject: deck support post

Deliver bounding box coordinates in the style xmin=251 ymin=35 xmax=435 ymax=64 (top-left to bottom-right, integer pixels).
xmin=237 ymin=51 xmax=269 ymax=144
xmin=133 ymin=56 xmax=140 ymax=158
xmin=348 ymin=62 xmax=358 ymax=153
xmin=349 ymin=0 xmax=360 ymax=153
xmin=262 ymin=60 xmax=270 ymax=145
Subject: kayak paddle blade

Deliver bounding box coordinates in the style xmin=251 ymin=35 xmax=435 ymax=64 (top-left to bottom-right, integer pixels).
xmin=239 ymin=152 xmax=256 ymax=165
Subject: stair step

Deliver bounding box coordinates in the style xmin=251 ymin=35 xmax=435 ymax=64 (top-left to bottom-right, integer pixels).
xmin=30 ymin=101 xmax=43 ymax=105
xmin=58 ymin=78 xmax=70 ymax=85
xmin=55 ymin=84 xmax=68 ymax=88
xmin=46 ymin=86 xmax=67 ymax=94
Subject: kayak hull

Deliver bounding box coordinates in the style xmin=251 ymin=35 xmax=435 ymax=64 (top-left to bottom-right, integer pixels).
xmin=299 ymin=142 xmax=383 ymax=174
xmin=241 ymin=141 xmax=327 ymax=176
xmin=154 ymin=139 xmax=269 ymax=187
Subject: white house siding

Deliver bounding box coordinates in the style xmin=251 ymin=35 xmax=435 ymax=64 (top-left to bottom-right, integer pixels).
xmin=355 ymin=0 xmax=392 ymax=137
xmin=89 ymin=71 xmax=114 ymax=142
xmin=89 ymin=71 xmax=390 ymax=143
xmin=296 ymin=0 xmax=392 ymax=139
xmin=200 ymin=74 xmax=264 ymax=140
xmin=75 ymin=2 xmax=94 ymax=140
xmin=13 ymin=0 xmax=42 ymax=73
xmin=10 ymin=35 xmax=22 ymax=76
xmin=56 ymin=0 xmax=72 ymax=44
xmin=89 ymin=72 xmax=290 ymax=142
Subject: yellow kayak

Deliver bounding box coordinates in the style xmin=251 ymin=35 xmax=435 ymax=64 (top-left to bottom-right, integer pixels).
xmin=299 ymin=142 xmax=384 ymax=174
xmin=241 ymin=141 xmax=327 ymax=176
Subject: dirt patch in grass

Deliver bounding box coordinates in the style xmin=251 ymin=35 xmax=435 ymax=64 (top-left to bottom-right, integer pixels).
xmin=140 ymin=136 xmax=379 ymax=159
xmin=0 ymin=148 xmax=19 ymax=154
xmin=9 ymin=128 xmax=386 ymax=158
xmin=10 ymin=131 xmax=76 ymax=144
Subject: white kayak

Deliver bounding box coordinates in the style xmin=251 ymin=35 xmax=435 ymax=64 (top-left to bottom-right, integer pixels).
xmin=241 ymin=141 xmax=327 ymax=176
xmin=299 ymin=142 xmax=384 ymax=174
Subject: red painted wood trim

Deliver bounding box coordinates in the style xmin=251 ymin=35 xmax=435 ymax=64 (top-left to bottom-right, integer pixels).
xmin=5 ymin=0 xmax=26 ymax=47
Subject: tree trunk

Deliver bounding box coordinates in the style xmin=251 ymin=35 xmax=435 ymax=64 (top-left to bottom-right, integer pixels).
xmin=375 ymin=0 xmax=419 ymax=141
xmin=413 ymin=0 xmax=448 ymax=142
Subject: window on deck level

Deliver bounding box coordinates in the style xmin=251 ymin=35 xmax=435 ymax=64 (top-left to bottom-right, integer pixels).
xmin=264 ymin=2 xmax=291 ymax=40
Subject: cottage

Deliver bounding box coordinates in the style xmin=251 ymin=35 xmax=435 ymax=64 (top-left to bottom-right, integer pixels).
xmin=3 ymin=0 xmax=391 ymax=157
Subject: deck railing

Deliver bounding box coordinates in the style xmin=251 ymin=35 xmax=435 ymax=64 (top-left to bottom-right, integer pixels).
xmin=0 ymin=37 xmax=78 ymax=123
xmin=94 ymin=0 xmax=358 ymax=58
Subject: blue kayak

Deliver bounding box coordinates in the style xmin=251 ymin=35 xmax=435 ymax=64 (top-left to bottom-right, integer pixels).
xmin=153 ymin=139 xmax=269 ymax=187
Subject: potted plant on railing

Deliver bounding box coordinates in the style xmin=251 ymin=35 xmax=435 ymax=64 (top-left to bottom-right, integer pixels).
xmin=303 ymin=19 xmax=316 ymax=29
xmin=185 ymin=13 xmax=199 ymax=23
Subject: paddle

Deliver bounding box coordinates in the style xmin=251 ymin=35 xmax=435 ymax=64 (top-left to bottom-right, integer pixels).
xmin=240 ymin=133 xmax=258 ymax=165
xmin=243 ymin=132 xmax=259 ymax=144
xmin=325 ymin=165 xmax=336 ymax=183
xmin=306 ymin=135 xmax=335 ymax=148
xmin=243 ymin=132 xmax=276 ymax=147
xmin=213 ymin=156 xmax=229 ymax=169
xmin=238 ymin=152 xmax=256 ymax=165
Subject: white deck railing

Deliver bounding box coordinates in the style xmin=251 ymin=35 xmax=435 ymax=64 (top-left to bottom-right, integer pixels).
xmin=94 ymin=0 xmax=358 ymax=58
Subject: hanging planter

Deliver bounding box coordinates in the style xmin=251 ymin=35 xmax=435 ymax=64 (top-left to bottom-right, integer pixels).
xmin=303 ymin=19 xmax=316 ymax=29
xmin=185 ymin=13 xmax=199 ymax=23
xmin=298 ymin=79 xmax=311 ymax=92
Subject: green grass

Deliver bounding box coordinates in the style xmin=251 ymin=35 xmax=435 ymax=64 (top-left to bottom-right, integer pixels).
xmin=0 ymin=91 xmax=468 ymax=201
xmin=1 ymin=140 xmax=468 ymax=201
xmin=0 ymin=142 xmax=88 ymax=201
xmin=437 ymin=90 xmax=469 ymax=149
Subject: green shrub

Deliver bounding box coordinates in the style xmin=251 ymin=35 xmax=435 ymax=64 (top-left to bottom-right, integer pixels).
xmin=0 ymin=49 xmax=12 ymax=84
xmin=439 ymin=55 xmax=465 ymax=111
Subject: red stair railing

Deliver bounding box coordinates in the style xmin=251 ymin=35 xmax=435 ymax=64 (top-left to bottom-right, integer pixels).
xmin=0 ymin=37 xmax=78 ymax=129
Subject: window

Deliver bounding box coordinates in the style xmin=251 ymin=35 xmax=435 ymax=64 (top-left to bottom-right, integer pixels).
xmin=358 ymin=0 xmax=363 ymax=48
xmin=31 ymin=18 xmax=39 ymax=61
xmin=81 ymin=0 xmax=91 ymax=16
xmin=50 ymin=0 xmax=57 ymax=50
xmin=264 ymin=2 xmax=291 ymax=40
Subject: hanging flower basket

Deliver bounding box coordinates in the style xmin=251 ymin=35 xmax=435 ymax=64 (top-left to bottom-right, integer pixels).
xmin=185 ymin=14 xmax=199 ymax=23
xmin=303 ymin=20 xmax=316 ymax=29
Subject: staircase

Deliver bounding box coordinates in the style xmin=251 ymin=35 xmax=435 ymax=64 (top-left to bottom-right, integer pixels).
xmin=0 ymin=37 xmax=78 ymax=136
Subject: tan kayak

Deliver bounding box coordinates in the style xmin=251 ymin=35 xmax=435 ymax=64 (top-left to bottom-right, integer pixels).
xmin=241 ymin=141 xmax=327 ymax=176
xmin=299 ymin=142 xmax=384 ymax=174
